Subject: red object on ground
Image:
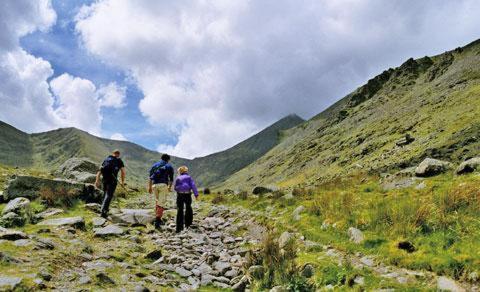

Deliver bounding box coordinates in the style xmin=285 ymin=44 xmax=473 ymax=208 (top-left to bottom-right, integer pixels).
xmin=155 ymin=205 xmax=164 ymax=219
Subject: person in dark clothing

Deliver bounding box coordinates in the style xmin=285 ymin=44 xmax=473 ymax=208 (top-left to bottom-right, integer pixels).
xmin=95 ymin=150 xmax=126 ymax=218
xmin=148 ymin=153 xmax=174 ymax=228
xmin=173 ymin=166 xmax=199 ymax=233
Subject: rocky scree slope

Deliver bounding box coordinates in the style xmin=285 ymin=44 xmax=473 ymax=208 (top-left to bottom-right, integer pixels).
xmin=221 ymin=39 xmax=480 ymax=189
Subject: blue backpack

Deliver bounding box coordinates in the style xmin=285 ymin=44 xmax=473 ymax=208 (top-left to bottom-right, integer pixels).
xmin=150 ymin=161 xmax=168 ymax=181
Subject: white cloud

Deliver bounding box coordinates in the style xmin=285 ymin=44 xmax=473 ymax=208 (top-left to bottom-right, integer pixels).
xmin=75 ymin=0 xmax=480 ymax=158
xmin=0 ymin=0 xmax=121 ymax=136
xmin=98 ymin=82 xmax=126 ymax=109
xmin=110 ymin=132 xmax=128 ymax=141
xmin=49 ymin=73 xmax=102 ymax=135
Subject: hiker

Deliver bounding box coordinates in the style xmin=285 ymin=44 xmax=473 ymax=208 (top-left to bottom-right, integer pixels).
xmin=95 ymin=149 xmax=126 ymax=218
xmin=174 ymin=166 xmax=199 ymax=233
xmin=148 ymin=153 xmax=174 ymax=228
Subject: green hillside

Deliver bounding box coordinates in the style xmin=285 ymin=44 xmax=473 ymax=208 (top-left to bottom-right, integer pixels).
xmin=221 ymin=39 xmax=480 ymax=189
xmin=0 ymin=115 xmax=302 ymax=187
xmin=0 ymin=121 xmax=32 ymax=167
xmin=188 ymin=114 xmax=304 ymax=186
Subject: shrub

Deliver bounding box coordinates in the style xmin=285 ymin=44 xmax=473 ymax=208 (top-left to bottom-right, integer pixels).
xmin=250 ymin=230 xmax=314 ymax=291
xmin=39 ymin=186 xmax=78 ymax=207
xmin=203 ymin=188 xmax=211 ymax=195
xmin=211 ymin=194 xmax=225 ymax=204
xmin=237 ymin=191 xmax=248 ymax=200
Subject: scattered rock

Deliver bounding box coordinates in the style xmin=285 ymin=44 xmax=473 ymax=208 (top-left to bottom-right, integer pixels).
xmin=348 ymin=227 xmax=364 ymax=244
xmin=0 ymin=276 xmax=22 ymax=290
xmin=415 ymin=181 xmax=427 ymax=190
xmin=353 ymin=276 xmax=365 ymax=286
xmin=92 ymin=217 xmax=107 ymax=227
xmin=96 ymin=272 xmax=115 ymax=285
xmin=396 ymin=134 xmax=415 ymax=147
xmin=38 ymin=216 xmax=85 ymax=229
xmin=35 ymin=237 xmax=56 ymax=250
xmin=55 ymin=157 xmax=98 ymax=183
xmin=437 ymin=276 xmax=465 ymax=292
xmin=415 ymin=158 xmax=452 ymax=177
xmin=134 ymin=285 xmax=150 ymax=292
xmin=270 ymin=286 xmax=288 ymax=292
xmin=0 ymin=228 xmax=28 ymax=240
xmin=78 ymin=275 xmax=92 ymax=285
xmin=397 ymin=241 xmax=416 ymax=253
xmin=456 ymin=157 xmax=480 ymax=175
xmin=94 ymin=224 xmax=124 ymax=237
xmin=35 ymin=208 xmax=64 ymax=220
xmin=145 ymin=249 xmax=162 ymax=261
xmin=13 ymin=239 xmax=32 ymax=247
xmin=175 ymin=267 xmax=193 ymax=278
xmin=301 ymin=264 xmax=315 ymax=278
xmin=85 ymin=203 xmax=102 ymax=213
xmin=214 ymin=261 xmax=232 ymax=274
xmin=2 ymin=197 xmax=30 ymax=215
xmin=252 ymin=186 xmax=274 ymax=195
xmin=232 ymin=275 xmax=249 ymax=292
xmin=278 ymin=231 xmax=293 ymax=248
xmin=110 ymin=209 xmax=155 ymax=226
xmin=83 ymin=260 xmax=114 ymax=271
xmin=292 ymin=205 xmax=305 ymax=221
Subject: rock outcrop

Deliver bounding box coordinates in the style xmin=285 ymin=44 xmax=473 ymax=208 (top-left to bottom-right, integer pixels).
xmin=456 ymin=157 xmax=480 ymax=175
xmin=55 ymin=157 xmax=98 ymax=183
xmin=415 ymin=158 xmax=452 ymax=177
xmin=4 ymin=175 xmax=102 ymax=202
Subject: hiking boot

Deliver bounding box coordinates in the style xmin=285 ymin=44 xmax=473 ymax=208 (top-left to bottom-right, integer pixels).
xmin=154 ymin=218 xmax=163 ymax=229
xmin=101 ymin=212 xmax=108 ymax=219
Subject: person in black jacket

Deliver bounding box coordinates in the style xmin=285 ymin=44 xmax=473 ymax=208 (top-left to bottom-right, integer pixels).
xmin=95 ymin=149 xmax=126 ymax=218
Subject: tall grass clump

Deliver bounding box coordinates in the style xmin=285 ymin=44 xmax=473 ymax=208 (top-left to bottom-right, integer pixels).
xmin=248 ymin=230 xmax=314 ymax=291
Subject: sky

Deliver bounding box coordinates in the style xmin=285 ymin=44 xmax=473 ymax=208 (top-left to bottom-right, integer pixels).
xmin=1 ymin=1 xmax=479 ymax=159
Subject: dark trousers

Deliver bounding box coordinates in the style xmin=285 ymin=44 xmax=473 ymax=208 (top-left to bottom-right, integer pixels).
xmin=101 ymin=182 xmax=117 ymax=216
xmin=176 ymin=193 xmax=193 ymax=232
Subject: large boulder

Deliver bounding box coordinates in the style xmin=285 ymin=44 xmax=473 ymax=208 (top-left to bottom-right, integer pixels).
xmin=0 ymin=212 xmax=26 ymax=228
xmin=415 ymin=158 xmax=452 ymax=177
xmin=55 ymin=157 xmax=98 ymax=183
xmin=0 ymin=228 xmax=28 ymax=240
xmin=2 ymin=197 xmax=30 ymax=215
xmin=456 ymin=157 xmax=480 ymax=175
xmin=252 ymin=186 xmax=277 ymax=195
xmin=4 ymin=175 xmax=102 ymax=203
xmin=110 ymin=209 xmax=155 ymax=226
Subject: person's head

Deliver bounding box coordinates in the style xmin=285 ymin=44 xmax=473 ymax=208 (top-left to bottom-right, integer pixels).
xmin=112 ymin=149 xmax=121 ymax=158
xmin=178 ymin=166 xmax=188 ymax=175
xmin=161 ymin=153 xmax=171 ymax=162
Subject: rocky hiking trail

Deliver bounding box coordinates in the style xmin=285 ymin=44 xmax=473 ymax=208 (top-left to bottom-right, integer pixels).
xmin=0 ymin=189 xmax=477 ymax=291
xmin=0 ymin=193 xmax=267 ymax=291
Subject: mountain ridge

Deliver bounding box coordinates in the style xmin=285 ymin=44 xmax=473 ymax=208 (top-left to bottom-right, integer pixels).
xmin=220 ymin=38 xmax=480 ymax=189
xmin=0 ymin=114 xmax=304 ymax=186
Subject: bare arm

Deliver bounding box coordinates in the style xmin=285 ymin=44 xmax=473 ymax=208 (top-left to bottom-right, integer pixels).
xmin=120 ymin=167 xmax=126 ymax=185
xmin=95 ymin=171 xmax=101 ymax=188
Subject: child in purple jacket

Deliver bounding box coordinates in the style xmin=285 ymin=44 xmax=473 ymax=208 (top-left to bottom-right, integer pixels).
xmin=174 ymin=166 xmax=199 ymax=233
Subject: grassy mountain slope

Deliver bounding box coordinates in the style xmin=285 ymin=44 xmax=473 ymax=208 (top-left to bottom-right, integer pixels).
xmin=0 ymin=121 xmax=33 ymax=167
xmin=188 ymin=114 xmax=304 ymax=186
xmin=221 ymin=39 xmax=480 ymax=189
xmin=0 ymin=115 xmax=302 ymax=186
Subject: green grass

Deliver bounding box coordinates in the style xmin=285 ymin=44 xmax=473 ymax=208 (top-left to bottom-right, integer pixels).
xmin=210 ymin=172 xmax=480 ymax=289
